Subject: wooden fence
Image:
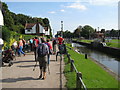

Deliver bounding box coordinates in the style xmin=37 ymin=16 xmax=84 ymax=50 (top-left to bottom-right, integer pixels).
xmin=66 ymin=47 xmax=87 ymax=90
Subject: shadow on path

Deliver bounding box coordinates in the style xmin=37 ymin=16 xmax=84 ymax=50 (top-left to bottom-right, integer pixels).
xmin=2 ymin=77 xmax=39 ymax=83
xmin=13 ymin=60 xmax=35 ymax=64
xmin=17 ymin=65 xmax=39 ymax=68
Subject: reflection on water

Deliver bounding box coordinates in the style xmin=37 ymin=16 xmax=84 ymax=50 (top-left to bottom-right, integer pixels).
xmin=72 ymin=43 xmax=120 ymax=76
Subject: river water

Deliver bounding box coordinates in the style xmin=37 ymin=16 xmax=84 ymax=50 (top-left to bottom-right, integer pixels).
xmin=72 ymin=43 xmax=120 ymax=76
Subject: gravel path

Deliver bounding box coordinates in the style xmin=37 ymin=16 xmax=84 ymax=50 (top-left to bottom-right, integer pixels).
xmin=1 ymin=50 xmax=66 ymax=88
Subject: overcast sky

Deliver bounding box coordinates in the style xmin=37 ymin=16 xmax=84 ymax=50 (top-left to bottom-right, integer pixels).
xmin=3 ymin=0 xmax=119 ymax=34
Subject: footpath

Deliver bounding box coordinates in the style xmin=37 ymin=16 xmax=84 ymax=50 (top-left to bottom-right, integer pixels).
xmin=1 ymin=48 xmax=66 ymax=88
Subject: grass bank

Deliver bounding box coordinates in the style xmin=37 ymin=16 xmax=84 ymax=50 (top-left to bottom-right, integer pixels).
xmin=64 ymin=44 xmax=119 ymax=88
xmin=106 ymin=39 xmax=120 ymax=48
xmin=77 ymin=39 xmax=120 ymax=48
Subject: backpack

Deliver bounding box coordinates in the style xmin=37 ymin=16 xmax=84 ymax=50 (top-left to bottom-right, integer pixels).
xmin=37 ymin=43 xmax=47 ymax=57
xmin=59 ymin=44 xmax=66 ymax=54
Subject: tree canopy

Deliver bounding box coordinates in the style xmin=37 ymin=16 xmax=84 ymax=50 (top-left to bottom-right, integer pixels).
xmin=2 ymin=2 xmax=52 ymax=35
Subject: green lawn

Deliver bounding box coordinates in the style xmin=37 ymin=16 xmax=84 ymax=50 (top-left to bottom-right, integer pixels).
xmin=106 ymin=39 xmax=120 ymax=48
xmin=80 ymin=40 xmax=93 ymax=43
xmin=64 ymin=45 xmax=119 ymax=88
xmin=78 ymin=39 xmax=120 ymax=48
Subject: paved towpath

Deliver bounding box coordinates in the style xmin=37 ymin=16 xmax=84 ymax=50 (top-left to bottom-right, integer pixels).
xmin=1 ymin=49 xmax=66 ymax=88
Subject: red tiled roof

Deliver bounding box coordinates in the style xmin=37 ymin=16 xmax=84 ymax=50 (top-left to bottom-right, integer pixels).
xmin=25 ymin=23 xmax=36 ymax=29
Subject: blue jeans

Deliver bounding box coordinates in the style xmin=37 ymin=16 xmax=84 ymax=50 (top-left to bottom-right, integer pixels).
xmin=18 ymin=46 xmax=25 ymax=56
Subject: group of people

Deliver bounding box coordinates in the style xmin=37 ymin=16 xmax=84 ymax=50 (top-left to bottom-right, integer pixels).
xmin=11 ymin=35 xmax=64 ymax=80
xmin=32 ymin=36 xmax=64 ymax=80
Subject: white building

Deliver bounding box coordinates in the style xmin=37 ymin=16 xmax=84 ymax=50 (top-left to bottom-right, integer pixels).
xmin=25 ymin=23 xmax=50 ymax=36
xmin=0 ymin=9 xmax=4 ymax=26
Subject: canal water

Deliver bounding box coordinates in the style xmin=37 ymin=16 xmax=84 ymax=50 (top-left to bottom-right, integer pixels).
xmin=72 ymin=43 xmax=120 ymax=76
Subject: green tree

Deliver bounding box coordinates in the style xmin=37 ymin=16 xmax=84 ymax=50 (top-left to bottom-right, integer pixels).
xmin=63 ymin=30 xmax=73 ymax=38
xmin=2 ymin=26 xmax=11 ymax=42
xmin=43 ymin=18 xmax=49 ymax=27
xmin=2 ymin=3 xmax=14 ymax=29
xmin=110 ymin=29 xmax=118 ymax=37
xmin=81 ymin=25 xmax=95 ymax=39
xmin=73 ymin=25 xmax=82 ymax=38
xmin=101 ymin=29 xmax=105 ymax=33
xmin=73 ymin=29 xmax=80 ymax=38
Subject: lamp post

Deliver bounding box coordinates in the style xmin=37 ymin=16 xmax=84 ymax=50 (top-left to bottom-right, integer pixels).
xmin=61 ymin=21 xmax=63 ymax=38
xmin=53 ymin=29 xmax=54 ymax=37
xmin=98 ymin=27 xmax=99 ymax=32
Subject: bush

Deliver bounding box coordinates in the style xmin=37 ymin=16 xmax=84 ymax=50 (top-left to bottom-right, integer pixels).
xmin=2 ymin=26 xmax=11 ymax=42
xmin=2 ymin=26 xmax=37 ymax=49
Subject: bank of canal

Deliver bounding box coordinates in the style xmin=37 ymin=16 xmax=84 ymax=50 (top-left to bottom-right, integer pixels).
xmin=72 ymin=43 xmax=120 ymax=76
xmin=64 ymin=44 xmax=119 ymax=88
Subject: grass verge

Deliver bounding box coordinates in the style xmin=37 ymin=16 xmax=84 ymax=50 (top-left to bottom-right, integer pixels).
xmin=106 ymin=39 xmax=120 ymax=48
xmin=64 ymin=45 xmax=119 ymax=88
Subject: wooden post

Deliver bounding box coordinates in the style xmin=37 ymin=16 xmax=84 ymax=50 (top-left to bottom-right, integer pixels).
xmin=67 ymin=54 xmax=71 ymax=63
xmin=56 ymin=52 xmax=60 ymax=61
xmin=85 ymin=54 xmax=87 ymax=59
xmin=76 ymin=72 xmax=82 ymax=89
xmin=70 ymin=59 xmax=74 ymax=72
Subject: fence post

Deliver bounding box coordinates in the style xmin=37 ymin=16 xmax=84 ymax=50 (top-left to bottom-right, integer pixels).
xmin=67 ymin=54 xmax=71 ymax=63
xmin=76 ymin=72 xmax=82 ymax=89
xmin=70 ymin=59 xmax=74 ymax=72
xmin=85 ymin=54 xmax=87 ymax=59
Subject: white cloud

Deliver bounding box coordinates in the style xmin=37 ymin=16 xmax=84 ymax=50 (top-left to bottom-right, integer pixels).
xmin=60 ymin=9 xmax=65 ymax=12
xmin=89 ymin=0 xmax=119 ymax=6
xmin=2 ymin=0 xmax=119 ymax=3
xmin=65 ymin=2 xmax=87 ymax=10
xmin=48 ymin=11 xmax=56 ymax=14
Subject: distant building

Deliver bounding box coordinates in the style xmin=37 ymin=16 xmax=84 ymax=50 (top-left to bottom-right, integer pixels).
xmin=25 ymin=22 xmax=50 ymax=36
xmin=92 ymin=32 xmax=104 ymax=38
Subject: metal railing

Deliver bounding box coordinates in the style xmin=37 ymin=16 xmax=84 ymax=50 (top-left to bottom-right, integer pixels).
xmin=66 ymin=47 xmax=87 ymax=90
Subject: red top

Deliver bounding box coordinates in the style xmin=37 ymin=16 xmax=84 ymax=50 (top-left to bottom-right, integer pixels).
xmin=33 ymin=39 xmax=39 ymax=47
xmin=45 ymin=42 xmax=52 ymax=49
xmin=58 ymin=37 xmax=64 ymax=45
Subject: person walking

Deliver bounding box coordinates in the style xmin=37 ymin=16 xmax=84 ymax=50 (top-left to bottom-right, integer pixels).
xmin=33 ymin=37 xmax=39 ymax=61
xmin=52 ymin=37 xmax=57 ymax=54
xmin=45 ymin=39 xmax=52 ymax=65
xmin=57 ymin=35 xmax=64 ymax=50
xmin=29 ymin=38 xmax=33 ymax=51
xmin=11 ymin=41 xmax=18 ymax=56
xmin=22 ymin=39 xmax=26 ymax=50
xmin=18 ymin=38 xmax=25 ymax=56
xmin=36 ymin=38 xmax=49 ymax=80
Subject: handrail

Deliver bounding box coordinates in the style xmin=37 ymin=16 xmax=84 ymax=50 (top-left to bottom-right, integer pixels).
xmin=79 ymin=77 xmax=87 ymax=90
xmin=66 ymin=46 xmax=87 ymax=90
xmin=71 ymin=61 xmax=78 ymax=73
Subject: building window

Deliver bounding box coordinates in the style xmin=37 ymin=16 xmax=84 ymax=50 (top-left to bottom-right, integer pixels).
xmin=27 ymin=29 xmax=31 ymax=32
